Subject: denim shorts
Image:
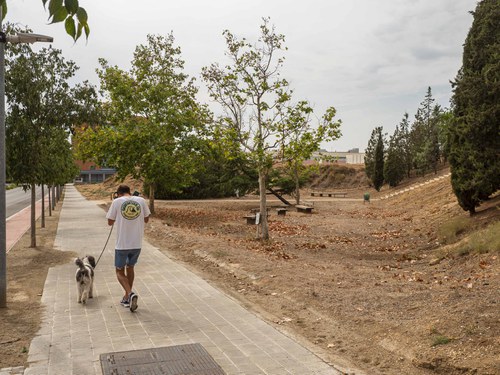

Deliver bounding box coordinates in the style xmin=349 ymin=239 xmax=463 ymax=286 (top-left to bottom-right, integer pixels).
xmin=115 ymin=249 xmax=141 ymax=268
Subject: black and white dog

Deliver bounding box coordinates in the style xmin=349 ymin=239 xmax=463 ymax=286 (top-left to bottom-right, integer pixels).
xmin=75 ymin=256 xmax=96 ymax=304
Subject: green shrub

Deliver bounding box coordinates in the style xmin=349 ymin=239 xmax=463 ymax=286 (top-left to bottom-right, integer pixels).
xmin=432 ymin=335 xmax=451 ymax=347
xmin=438 ymin=217 xmax=470 ymax=244
xmin=456 ymin=221 xmax=500 ymax=254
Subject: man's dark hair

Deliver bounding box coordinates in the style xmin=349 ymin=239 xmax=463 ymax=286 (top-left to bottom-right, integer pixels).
xmin=116 ymin=185 xmax=131 ymax=195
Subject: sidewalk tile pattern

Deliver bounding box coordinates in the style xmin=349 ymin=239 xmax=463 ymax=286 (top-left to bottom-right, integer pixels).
xmin=25 ymin=185 xmax=342 ymax=375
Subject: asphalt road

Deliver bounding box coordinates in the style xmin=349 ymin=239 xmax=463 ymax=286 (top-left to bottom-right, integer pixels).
xmin=6 ymin=186 xmax=44 ymax=219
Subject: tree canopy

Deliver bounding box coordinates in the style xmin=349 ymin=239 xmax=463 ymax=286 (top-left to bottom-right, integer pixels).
xmin=449 ymin=0 xmax=500 ymax=214
xmin=6 ymin=42 xmax=82 ymax=246
xmin=75 ymin=34 xmax=210 ymax=214
xmin=279 ymin=102 xmax=341 ymax=204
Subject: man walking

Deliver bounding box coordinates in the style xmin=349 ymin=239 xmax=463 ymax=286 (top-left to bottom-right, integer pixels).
xmin=106 ymin=185 xmax=150 ymax=312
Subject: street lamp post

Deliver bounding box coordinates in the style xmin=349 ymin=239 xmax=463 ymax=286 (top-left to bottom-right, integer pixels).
xmin=0 ymin=11 xmax=53 ymax=308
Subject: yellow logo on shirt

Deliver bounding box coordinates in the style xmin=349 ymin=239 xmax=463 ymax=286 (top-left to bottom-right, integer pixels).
xmin=121 ymin=200 xmax=141 ymax=220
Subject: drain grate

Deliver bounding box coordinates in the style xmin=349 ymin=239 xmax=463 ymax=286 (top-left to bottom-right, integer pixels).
xmin=100 ymin=343 xmax=226 ymax=375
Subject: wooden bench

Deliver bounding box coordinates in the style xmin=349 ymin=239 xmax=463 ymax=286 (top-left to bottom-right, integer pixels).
xmin=276 ymin=208 xmax=287 ymax=216
xmin=244 ymin=209 xmax=270 ymax=224
xmin=310 ymin=191 xmax=347 ymax=198
xmin=331 ymin=192 xmax=347 ymax=198
xmin=250 ymin=207 xmax=270 ymax=214
xmin=296 ymin=205 xmax=314 ymax=214
xmin=244 ymin=215 xmax=257 ymax=225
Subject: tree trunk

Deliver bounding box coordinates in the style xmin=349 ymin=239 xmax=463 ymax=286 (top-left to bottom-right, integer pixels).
xmin=48 ymin=186 xmax=52 ymax=217
xmin=52 ymin=186 xmax=56 ymax=211
xmin=41 ymin=185 xmax=45 ymax=228
xmin=258 ymin=170 xmax=269 ymax=240
xmin=149 ymin=183 xmax=155 ymax=215
xmin=30 ymin=184 xmax=36 ymax=248
xmin=294 ymin=164 xmax=300 ymax=205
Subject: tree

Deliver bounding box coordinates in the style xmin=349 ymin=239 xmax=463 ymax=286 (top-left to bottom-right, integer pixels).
xmin=373 ymin=128 xmax=385 ymax=191
xmin=384 ymin=124 xmax=406 ymax=187
xmin=364 ymin=126 xmax=383 ymax=184
xmin=202 ymin=19 xmax=292 ymax=240
xmin=0 ymin=0 xmax=89 ymax=41
xmin=449 ymin=0 xmax=500 ymax=214
xmin=398 ymin=112 xmax=412 ymax=178
xmin=436 ymin=109 xmax=454 ymax=162
xmin=6 ymin=44 xmax=81 ymax=246
xmin=76 ymin=34 xmax=208 ymax=214
xmin=279 ymin=102 xmax=341 ymax=204
xmin=160 ymin=132 xmax=258 ymax=200
xmin=410 ymin=87 xmax=442 ymax=175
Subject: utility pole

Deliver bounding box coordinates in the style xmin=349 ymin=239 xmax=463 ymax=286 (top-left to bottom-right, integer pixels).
xmin=0 ymin=7 xmax=7 ymax=308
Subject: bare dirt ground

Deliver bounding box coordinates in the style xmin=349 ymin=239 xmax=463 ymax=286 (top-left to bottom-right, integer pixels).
xmin=1 ymin=170 xmax=498 ymax=375
xmin=0 ymin=194 xmax=75 ymax=368
xmin=141 ymin=182 xmax=499 ymax=375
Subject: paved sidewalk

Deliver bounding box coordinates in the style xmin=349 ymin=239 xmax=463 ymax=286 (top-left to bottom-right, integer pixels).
xmin=24 ymin=185 xmax=345 ymax=375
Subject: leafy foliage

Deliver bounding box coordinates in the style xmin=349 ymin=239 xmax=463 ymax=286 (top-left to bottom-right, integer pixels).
xmin=75 ymin=34 xmax=210 ymax=213
xmin=5 ymin=38 xmax=85 ymax=246
xmin=0 ymin=0 xmax=89 ymax=41
xmin=157 ymin=130 xmax=258 ymax=199
xmin=449 ymin=0 xmax=500 ymax=214
xmin=278 ymin=102 xmax=341 ymax=204
xmin=6 ymin=43 xmax=80 ymax=187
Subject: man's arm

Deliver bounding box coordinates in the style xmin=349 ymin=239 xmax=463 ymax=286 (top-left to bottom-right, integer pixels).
xmin=142 ymin=198 xmax=151 ymax=224
xmin=106 ymin=200 xmax=117 ymax=226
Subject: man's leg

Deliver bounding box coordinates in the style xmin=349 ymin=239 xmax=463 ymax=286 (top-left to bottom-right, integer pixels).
xmin=116 ymin=267 xmax=132 ymax=300
xmin=115 ymin=250 xmax=131 ymax=301
xmin=125 ymin=265 xmax=135 ymax=291
xmin=126 ymin=249 xmax=141 ymax=312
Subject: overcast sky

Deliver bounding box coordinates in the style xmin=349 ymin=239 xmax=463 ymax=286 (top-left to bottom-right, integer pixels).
xmin=7 ymin=0 xmax=477 ymax=151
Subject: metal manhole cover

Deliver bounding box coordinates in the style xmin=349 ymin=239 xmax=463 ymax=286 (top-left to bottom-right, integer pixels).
xmin=100 ymin=343 xmax=226 ymax=375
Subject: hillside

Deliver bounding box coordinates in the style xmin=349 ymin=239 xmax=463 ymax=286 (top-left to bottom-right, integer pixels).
xmin=308 ymin=164 xmax=369 ymax=190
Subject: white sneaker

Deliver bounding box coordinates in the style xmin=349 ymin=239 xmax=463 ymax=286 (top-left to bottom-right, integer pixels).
xmin=129 ymin=292 xmax=138 ymax=312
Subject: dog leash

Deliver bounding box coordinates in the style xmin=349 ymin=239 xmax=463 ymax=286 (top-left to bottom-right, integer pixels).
xmin=95 ymin=224 xmax=114 ymax=268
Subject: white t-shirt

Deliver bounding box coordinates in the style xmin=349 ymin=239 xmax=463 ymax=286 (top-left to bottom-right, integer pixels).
xmin=106 ymin=195 xmax=151 ymax=250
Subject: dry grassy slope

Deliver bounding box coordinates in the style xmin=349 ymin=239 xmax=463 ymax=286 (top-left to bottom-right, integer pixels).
xmin=308 ymin=164 xmax=369 ymax=190
xmin=75 ymin=175 xmax=144 ymax=201
xmin=311 ymin=164 xmax=498 ymax=249
xmin=381 ymin=170 xmax=498 ymax=239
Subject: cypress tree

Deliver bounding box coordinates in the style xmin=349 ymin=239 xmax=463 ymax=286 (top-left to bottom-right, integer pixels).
xmin=384 ymin=125 xmax=406 ymax=187
xmin=373 ymin=129 xmax=385 ymax=191
xmin=365 ymin=126 xmax=385 ymax=187
xmin=364 ymin=127 xmax=378 ymax=182
xmin=449 ymin=0 xmax=500 ymax=214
